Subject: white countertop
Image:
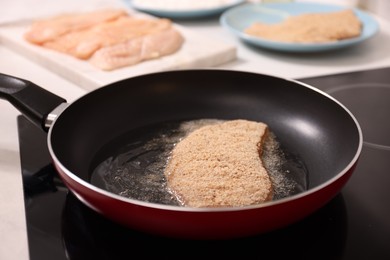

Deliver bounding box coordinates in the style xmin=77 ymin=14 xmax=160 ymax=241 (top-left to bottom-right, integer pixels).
xmin=1 ymin=1 xmax=390 ymax=259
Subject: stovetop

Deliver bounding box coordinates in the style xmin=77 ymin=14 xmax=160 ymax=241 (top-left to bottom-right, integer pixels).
xmin=19 ymin=67 xmax=390 ymax=260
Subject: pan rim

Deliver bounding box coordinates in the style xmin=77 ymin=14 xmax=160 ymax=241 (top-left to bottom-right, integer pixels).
xmin=47 ymin=69 xmax=363 ymax=212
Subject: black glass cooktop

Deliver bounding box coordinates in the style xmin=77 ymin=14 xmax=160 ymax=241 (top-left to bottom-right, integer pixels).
xmin=18 ymin=67 xmax=390 ymax=260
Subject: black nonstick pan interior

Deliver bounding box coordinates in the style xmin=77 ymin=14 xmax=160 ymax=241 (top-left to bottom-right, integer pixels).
xmin=49 ymin=69 xmax=360 ymax=195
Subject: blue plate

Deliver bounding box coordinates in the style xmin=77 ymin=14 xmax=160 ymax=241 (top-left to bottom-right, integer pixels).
xmin=220 ymin=2 xmax=379 ymax=52
xmin=127 ymin=0 xmax=245 ymax=19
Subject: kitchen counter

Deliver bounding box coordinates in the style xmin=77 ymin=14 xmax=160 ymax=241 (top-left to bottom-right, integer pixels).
xmin=1 ymin=1 xmax=390 ymax=259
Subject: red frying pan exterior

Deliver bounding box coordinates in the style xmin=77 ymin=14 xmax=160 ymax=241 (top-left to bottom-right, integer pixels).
xmin=0 ymin=70 xmax=362 ymax=239
xmin=56 ymin=161 xmax=357 ymax=239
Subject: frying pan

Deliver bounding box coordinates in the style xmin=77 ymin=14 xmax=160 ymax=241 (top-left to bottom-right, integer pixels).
xmin=0 ymin=69 xmax=362 ymax=239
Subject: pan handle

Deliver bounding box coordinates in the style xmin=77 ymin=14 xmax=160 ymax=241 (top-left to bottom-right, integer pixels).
xmin=0 ymin=73 xmax=66 ymax=131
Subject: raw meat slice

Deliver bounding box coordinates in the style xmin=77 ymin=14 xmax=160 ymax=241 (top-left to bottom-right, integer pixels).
xmin=42 ymin=17 xmax=172 ymax=59
xmin=89 ymin=28 xmax=184 ymax=70
xmin=24 ymin=9 xmax=127 ymax=44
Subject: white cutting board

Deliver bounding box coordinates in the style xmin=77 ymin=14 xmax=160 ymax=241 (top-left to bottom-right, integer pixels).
xmin=0 ymin=18 xmax=236 ymax=91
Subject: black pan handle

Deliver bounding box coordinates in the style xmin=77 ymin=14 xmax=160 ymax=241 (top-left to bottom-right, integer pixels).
xmin=0 ymin=73 xmax=66 ymax=131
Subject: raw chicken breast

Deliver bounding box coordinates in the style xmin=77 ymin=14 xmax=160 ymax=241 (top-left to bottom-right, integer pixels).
xmin=23 ymin=9 xmax=185 ymax=70
xmin=24 ymin=9 xmax=127 ymax=44
xmin=42 ymin=17 xmax=173 ymax=59
xmin=89 ymin=28 xmax=184 ymax=70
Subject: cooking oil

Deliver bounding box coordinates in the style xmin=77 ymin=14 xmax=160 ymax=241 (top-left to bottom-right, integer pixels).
xmin=91 ymin=119 xmax=308 ymax=206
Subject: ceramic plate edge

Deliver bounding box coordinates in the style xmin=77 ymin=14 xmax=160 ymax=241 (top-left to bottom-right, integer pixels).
xmin=127 ymin=0 xmax=245 ymax=18
xmin=220 ymin=2 xmax=379 ymax=52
